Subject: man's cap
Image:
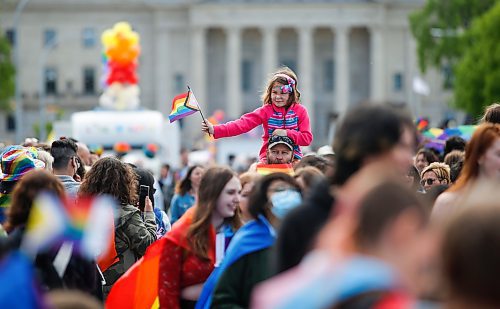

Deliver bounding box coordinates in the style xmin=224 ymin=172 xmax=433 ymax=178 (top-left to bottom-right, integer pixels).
xmin=268 ymin=135 xmax=295 ymax=151
xmin=0 ymin=145 xmax=45 ymax=182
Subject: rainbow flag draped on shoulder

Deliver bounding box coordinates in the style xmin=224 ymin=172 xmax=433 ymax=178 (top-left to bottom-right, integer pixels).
xmin=256 ymin=163 xmax=294 ymax=176
xmin=169 ymin=89 xmax=200 ymax=123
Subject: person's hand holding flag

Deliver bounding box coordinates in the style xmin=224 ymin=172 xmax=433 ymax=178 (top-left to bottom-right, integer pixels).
xmin=201 ymin=120 xmax=214 ymax=135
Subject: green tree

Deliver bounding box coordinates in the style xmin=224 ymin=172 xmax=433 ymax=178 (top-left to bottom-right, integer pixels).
xmin=409 ymin=0 xmax=496 ymax=73
xmin=454 ymin=2 xmax=500 ymax=117
xmin=0 ymin=33 xmax=15 ymax=111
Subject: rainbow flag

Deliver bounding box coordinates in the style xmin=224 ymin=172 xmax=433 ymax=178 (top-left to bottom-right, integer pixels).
xmin=21 ymin=193 xmax=116 ymax=261
xmin=169 ymin=90 xmax=200 ymax=123
xmin=256 ymin=163 xmax=294 ymax=176
xmin=106 ymin=237 xmax=166 ymax=309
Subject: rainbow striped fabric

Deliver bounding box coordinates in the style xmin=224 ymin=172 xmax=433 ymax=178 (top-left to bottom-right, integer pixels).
xmin=169 ymin=91 xmax=200 ymax=123
xmin=21 ymin=193 xmax=116 ymax=261
xmin=256 ymin=163 xmax=294 ymax=176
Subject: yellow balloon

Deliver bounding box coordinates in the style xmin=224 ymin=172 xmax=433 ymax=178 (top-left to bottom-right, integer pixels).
xmin=129 ymin=32 xmax=140 ymax=46
xmin=113 ymin=22 xmax=132 ymax=35
xmin=101 ymin=29 xmax=117 ymax=47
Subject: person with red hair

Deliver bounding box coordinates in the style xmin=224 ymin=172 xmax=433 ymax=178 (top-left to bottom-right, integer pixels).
xmin=432 ymin=123 xmax=500 ymax=219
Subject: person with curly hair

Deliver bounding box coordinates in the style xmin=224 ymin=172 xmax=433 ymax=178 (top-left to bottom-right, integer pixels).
xmin=78 ymin=157 xmax=156 ymax=297
xmin=158 ymin=166 xmax=242 ymax=309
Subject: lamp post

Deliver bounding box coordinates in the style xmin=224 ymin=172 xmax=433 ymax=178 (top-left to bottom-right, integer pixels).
xmin=12 ymin=0 xmax=31 ymax=143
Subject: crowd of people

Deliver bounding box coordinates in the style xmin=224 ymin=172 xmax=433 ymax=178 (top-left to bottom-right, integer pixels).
xmin=1 ymin=67 xmax=500 ymax=308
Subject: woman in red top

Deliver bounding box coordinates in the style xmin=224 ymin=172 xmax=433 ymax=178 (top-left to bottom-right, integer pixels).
xmin=158 ymin=166 xmax=242 ymax=309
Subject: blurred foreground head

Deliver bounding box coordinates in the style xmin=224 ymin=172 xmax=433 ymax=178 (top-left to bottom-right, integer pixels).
xmin=331 ymin=104 xmax=415 ymax=186
xmin=355 ymin=181 xmax=429 ymax=292
xmin=441 ymin=180 xmax=500 ymax=307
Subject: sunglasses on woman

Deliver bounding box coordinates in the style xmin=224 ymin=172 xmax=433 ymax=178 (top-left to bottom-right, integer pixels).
xmin=420 ymin=178 xmax=440 ymax=186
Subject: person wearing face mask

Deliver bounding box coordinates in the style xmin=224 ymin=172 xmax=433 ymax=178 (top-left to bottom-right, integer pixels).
xmin=196 ymin=173 xmax=302 ymax=309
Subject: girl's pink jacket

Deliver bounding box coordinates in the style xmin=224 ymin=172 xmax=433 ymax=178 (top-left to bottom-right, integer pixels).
xmin=213 ymin=103 xmax=313 ymax=161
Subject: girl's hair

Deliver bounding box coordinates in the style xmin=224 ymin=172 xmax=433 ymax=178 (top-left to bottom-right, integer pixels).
xmin=415 ymin=148 xmax=439 ymax=165
xmin=261 ymin=66 xmax=301 ymax=106
xmin=78 ymin=157 xmax=138 ymax=206
xmin=4 ymin=170 xmax=66 ymax=233
xmin=450 ymin=123 xmax=500 ymax=192
xmin=480 ymin=103 xmax=500 ymax=124
xmin=248 ymin=172 xmax=301 ymax=226
xmin=331 ymin=104 xmax=415 ymax=186
xmin=444 ymin=150 xmax=465 ymax=168
xmin=176 ymin=164 xmax=203 ymax=196
xmin=187 ymin=166 xmax=242 ymax=260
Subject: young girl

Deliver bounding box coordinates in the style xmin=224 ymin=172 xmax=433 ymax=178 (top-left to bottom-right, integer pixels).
xmin=202 ymin=67 xmax=313 ymax=163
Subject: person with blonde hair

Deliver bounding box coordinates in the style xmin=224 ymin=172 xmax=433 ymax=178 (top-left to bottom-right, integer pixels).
xmin=420 ymin=162 xmax=451 ymax=192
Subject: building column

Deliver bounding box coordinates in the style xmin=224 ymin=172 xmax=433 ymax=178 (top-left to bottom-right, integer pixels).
xmin=369 ymin=25 xmax=385 ymax=102
xmin=155 ymin=27 xmax=170 ymax=112
xmin=334 ymin=25 xmax=350 ymax=116
xmin=191 ymin=26 xmax=207 ymax=110
xmin=227 ymin=27 xmax=242 ymax=119
xmin=262 ymin=26 xmax=278 ymax=77
xmin=298 ymin=26 xmax=314 ymax=125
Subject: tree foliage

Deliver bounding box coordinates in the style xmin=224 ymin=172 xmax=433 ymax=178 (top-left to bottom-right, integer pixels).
xmin=0 ymin=34 xmax=15 ymax=112
xmin=409 ymin=0 xmax=497 ymax=73
xmin=454 ymin=2 xmax=500 ymax=117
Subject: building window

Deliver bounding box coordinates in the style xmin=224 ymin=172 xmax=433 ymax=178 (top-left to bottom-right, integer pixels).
xmin=82 ymin=27 xmax=96 ymax=48
xmin=393 ymin=72 xmax=404 ymax=92
xmin=5 ymin=29 xmax=15 ymax=46
xmin=174 ymin=73 xmax=184 ymax=93
xmin=324 ymin=59 xmax=334 ymax=91
xmin=442 ymin=64 xmax=454 ymax=89
xmin=6 ymin=114 xmax=15 ymax=132
xmin=43 ymin=29 xmax=57 ymax=47
xmin=44 ymin=67 xmax=58 ymax=95
xmin=83 ymin=67 xmax=96 ymax=94
xmin=242 ymin=60 xmax=253 ymax=92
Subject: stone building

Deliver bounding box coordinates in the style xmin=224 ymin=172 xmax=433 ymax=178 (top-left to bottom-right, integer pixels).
xmin=0 ymin=0 xmax=453 ymax=148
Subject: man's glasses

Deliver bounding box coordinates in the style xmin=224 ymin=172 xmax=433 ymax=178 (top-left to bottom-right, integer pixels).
xmin=420 ymin=178 xmax=439 ymax=186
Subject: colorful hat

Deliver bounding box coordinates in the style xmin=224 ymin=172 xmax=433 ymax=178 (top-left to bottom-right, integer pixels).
xmin=0 ymin=146 xmax=45 ymax=182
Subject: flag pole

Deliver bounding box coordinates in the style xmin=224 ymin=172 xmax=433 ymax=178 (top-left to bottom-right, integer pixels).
xmin=187 ymin=85 xmax=212 ymax=136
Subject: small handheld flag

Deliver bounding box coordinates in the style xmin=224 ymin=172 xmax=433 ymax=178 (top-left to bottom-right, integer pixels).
xmin=169 ymin=89 xmax=200 ymax=123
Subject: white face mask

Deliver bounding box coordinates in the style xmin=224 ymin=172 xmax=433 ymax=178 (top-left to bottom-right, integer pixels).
xmin=270 ymin=189 xmax=302 ymax=219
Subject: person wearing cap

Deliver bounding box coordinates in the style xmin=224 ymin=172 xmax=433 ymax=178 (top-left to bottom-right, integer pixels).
xmin=266 ymin=135 xmax=295 ymax=164
xmin=0 ymin=145 xmax=45 ymax=223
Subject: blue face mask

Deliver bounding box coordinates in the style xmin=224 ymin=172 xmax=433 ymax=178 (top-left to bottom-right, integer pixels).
xmin=270 ymin=189 xmax=302 ymax=219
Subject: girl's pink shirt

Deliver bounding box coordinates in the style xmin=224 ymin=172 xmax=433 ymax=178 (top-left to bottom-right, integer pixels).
xmin=213 ymin=103 xmax=313 ymax=161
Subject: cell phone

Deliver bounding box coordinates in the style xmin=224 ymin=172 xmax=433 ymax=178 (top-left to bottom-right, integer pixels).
xmin=139 ymin=185 xmax=150 ymax=211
